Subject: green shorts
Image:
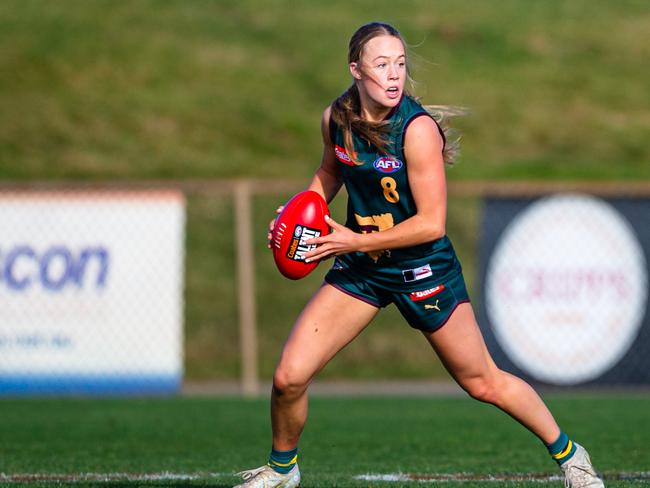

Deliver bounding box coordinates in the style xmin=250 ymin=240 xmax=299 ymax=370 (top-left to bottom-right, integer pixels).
xmin=324 ymin=252 xmax=470 ymax=332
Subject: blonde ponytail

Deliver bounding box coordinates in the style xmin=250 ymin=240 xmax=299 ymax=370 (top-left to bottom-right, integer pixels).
xmin=423 ymin=104 xmax=466 ymax=166
xmin=330 ymin=84 xmax=393 ymax=164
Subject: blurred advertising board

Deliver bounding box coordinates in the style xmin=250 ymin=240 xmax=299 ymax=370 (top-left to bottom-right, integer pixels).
xmin=478 ymin=193 xmax=650 ymax=386
xmin=0 ymin=190 xmax=185 ymax=394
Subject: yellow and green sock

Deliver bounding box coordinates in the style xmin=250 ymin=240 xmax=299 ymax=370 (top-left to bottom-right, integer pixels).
xmin=547 ymin=431 xmax=577 ymax=465
xmin=268 ymin=447 xmax=298 ymax=474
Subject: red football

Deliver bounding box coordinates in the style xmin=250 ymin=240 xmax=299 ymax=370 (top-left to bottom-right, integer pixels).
xmin=271 ymin=190 xmax=330 ymax=280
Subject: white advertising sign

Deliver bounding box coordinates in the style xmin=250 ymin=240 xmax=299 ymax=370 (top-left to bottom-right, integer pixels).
xmin=0 ymin=190 xmax=185 ymax=394
xmin=485 ymin=194 xmax=648 ymax=385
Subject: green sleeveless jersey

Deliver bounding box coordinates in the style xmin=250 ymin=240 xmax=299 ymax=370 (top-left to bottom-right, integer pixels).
xmin=329 ymin=95 xmax=459 ymax=272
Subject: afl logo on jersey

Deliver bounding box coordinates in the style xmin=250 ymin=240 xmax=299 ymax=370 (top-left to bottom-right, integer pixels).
xmin=373 ymin=156 xmax=403 ymax=173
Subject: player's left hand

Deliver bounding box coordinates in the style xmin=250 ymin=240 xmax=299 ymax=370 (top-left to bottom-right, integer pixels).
xmin=303 ymin=215 xmax=360 ymax=262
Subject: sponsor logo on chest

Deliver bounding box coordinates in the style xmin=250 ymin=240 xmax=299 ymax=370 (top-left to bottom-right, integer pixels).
xmin=373 ymin=156 xmax=403 ymax=174
xmin=334 ymin=145 xmax=355 ymax=166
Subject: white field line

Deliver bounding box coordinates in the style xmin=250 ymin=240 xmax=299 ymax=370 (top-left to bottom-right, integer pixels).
xmin=355 ymin=472 xmax=650 ymax=483
xmin=3 ymin=471 xmax=650 ymax=484
xmin=356 ymin=473 xmax=563 ymax=483
xmin=0 ymin=472 xmax=232 ymax=483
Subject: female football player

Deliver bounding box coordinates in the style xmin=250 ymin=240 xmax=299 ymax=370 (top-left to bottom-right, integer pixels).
xmin=234 ymin=22 xmax=603 ymax=488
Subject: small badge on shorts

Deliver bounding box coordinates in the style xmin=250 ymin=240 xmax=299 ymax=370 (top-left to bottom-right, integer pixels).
xmin=409 ymin=284 xmax=445 ymax=301
xmin=424 ymin=300 xmax=441 ymax=312
xmin=402 ymin=264 xmax=433 ymax=282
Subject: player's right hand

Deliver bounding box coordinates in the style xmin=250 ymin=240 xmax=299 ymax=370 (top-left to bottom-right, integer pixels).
xmin=267 ymin=205 xmax=284 ymax=249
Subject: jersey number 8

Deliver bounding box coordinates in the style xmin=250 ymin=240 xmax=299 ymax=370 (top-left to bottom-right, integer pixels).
xmin=381 ymin=177 xmax=400 ymax=203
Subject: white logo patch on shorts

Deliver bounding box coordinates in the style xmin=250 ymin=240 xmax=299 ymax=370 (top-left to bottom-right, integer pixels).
xmin=402 ymin=264 xmax=433 ymax=282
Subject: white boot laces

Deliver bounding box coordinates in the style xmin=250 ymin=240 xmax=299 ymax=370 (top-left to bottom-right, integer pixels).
xmin=236 ymin=466 xmax=269 ymax=481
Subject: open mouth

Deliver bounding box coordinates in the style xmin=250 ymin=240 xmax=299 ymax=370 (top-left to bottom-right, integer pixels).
xmin=386 ymin=87 xmax=400 ymax=98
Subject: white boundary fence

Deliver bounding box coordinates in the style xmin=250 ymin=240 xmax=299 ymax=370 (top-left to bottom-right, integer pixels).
xmin=2 ymin=179 xmax=649 ymax=396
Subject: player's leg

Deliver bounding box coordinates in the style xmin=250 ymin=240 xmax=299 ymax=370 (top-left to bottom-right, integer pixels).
xmin=422 ymin=302 xmax=560 ymax=442
xmin=422 ymin=303 xmax=603 ymax=487
xmin=391 ymin=268 xmax=560 ymax=443
xmin=271 ymin=282 xmax=379 ymax=450
xmin=234 ymin=283 xmax=379 ymax=488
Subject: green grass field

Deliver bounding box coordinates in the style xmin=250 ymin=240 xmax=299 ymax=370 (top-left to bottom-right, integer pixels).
xmin=1 ymin=394 xmax=649 ymax=487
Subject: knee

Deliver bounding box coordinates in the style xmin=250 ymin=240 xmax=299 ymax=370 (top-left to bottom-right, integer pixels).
xmin=272 ymin=363 xmax=309 ymax=399
xmin=460 ymin=372 xmax=504 ymax=406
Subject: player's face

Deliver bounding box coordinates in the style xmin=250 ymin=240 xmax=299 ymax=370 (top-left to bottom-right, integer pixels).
xmin=350 ymin=35 xmax=406 ymax=119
